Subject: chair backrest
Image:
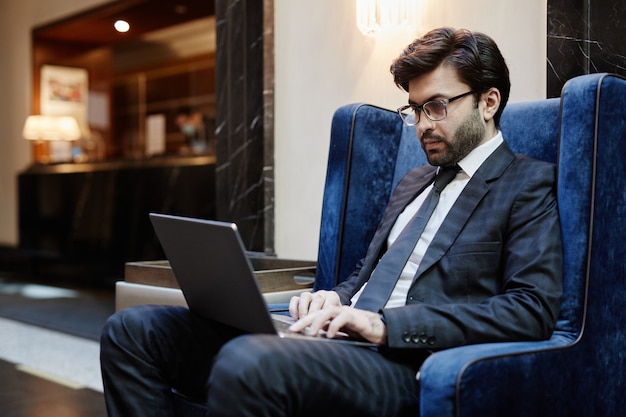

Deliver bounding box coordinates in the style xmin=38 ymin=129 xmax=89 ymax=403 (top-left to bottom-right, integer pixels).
xmin=316 ymin=96 xmax=560 ymax=290
xmin=316 ymin=73 xmax=626 ymax=347
xmin=554 ymin=73 xmax=626 ymax=352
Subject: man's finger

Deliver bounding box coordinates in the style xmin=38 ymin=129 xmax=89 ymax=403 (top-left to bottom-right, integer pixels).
xmin=297 ymin=292 xmax=314 ymax=319
xmin=288 ymin=296 xmax=300 ymax=319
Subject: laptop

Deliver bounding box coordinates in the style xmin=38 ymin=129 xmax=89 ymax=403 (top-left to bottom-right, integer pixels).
xmin=149 ymin=213 xmax=375 ymax=346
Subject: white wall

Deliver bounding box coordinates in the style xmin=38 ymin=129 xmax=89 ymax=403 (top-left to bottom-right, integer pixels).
xmin=0 ymin=0 xmax=107 ymax=247
xmin=273 ymin=0 xmax=547 ymax=260
xmin=0 ymin=0 xmax=546 ymax=263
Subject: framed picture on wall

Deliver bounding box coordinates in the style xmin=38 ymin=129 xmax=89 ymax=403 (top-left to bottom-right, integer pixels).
xmin=40 ymin=64 xmax=89 ymax=130
xmin=39 ymin=65 xmax=89 ymax=162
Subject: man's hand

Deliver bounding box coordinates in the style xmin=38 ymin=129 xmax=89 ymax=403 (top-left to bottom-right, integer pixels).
xmin=289 ymin=290 xmax=342 ymax=320
xmin=289 ymin=304 xmax=388 ymax=346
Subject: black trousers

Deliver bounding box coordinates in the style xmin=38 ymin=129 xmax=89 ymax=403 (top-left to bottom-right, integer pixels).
xmin=100 ymin=305 xmax=422 ymax=417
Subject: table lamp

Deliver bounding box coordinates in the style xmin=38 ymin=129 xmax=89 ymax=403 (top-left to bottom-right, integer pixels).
xmin=23 ymin=115 xmax=82 ymax=164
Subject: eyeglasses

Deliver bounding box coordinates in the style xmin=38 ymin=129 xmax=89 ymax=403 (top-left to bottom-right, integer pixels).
xmin=396 ymin=91 xmax=474 ymax=126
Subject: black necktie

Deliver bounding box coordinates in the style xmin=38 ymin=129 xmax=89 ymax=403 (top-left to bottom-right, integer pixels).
xmin=354 ymin=165 xmax=460 ymax=312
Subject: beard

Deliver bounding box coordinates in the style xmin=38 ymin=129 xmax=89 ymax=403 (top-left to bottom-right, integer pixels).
xmin=421 ymin=108 xmax=486 ymax=167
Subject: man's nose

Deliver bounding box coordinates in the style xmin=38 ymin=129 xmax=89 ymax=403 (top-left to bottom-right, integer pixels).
xmin=416 ymin=115 xmax=434 ymax=137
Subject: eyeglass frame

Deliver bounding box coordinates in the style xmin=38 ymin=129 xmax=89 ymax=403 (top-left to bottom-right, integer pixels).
xmin=396 ymin=90 xmax=475 ymax=126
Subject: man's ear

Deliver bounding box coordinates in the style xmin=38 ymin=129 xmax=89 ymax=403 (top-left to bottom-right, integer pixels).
xmin=481 ymin=88 xmax=501 ymax=122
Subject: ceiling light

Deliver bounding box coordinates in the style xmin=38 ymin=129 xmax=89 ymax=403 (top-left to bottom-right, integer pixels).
xmin=114 ymin=20 xmax=130 ymax=33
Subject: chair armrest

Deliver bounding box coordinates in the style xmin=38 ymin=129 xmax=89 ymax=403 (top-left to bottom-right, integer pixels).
xmin=418 ymin=333 xmax=576 ymax=417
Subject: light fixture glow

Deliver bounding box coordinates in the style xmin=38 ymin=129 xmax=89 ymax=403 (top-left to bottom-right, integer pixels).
xmin=356 ymin=0 xmax=418 ymax=36
xmin=114 ymin=20 xmax=130 ymax=33
xmin=23 ymin=115 xmax=82 ymax=141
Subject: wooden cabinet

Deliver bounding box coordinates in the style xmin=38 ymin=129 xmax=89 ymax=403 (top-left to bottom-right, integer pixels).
xmin=18 ymin=156 xmax=215 ymax=282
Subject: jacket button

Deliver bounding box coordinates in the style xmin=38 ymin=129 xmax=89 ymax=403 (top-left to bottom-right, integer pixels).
xmin=427 ymin=336 xmax=436 ymax=346
xmin=411 ymin=333 xmax=420 ymax=344
xmin=419 ymin=334 xmax=428 ymax=344
xmin=402 ymin=332 xmax=411 ymax=343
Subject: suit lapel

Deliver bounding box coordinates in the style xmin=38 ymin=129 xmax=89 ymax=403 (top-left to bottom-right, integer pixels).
xmin=361 ymin=165 xmax=437 ymax=276
xmin=412 ymin=142 xmax=516 ymax=281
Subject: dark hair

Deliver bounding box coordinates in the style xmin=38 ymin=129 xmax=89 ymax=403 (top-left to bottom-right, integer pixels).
xmin=176 ymin=106 xmax=193 ymax=116
xmin=390 ymin=27 xmax=511 ymax=127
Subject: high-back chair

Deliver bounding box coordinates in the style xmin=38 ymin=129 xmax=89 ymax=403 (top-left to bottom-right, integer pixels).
xmin=317 ymin=73 xmax=626 ymax=416
xmin=175 ymin=73 xmax=626 ymax=416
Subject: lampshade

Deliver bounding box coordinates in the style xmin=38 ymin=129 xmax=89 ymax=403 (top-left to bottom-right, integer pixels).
xmin=356 ymin=0 xmax=418 ymax=36
xmin=22 ymin=115 xmax=82 ymax=141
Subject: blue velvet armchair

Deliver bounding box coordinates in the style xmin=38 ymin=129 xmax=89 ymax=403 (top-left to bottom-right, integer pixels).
xmin=317 ymin=73 xmax=626 ymax=416
xmin=175 ymin=73 xmax=626 ymax=416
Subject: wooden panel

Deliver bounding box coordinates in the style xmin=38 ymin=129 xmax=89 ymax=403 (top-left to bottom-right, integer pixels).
xmin=30 ymin=1 xmax=217 ymax=162
xmin=18 ymin=157 xmax=217 ymax=281
xmin=113 ymin=54 xmax=216 ymax=158
xmin=33 ymin=0 xmax=215 ymax=47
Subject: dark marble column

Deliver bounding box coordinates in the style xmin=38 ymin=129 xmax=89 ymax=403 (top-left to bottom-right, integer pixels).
xmin=215 ymin=0 xmax=274 ymax=254
xmin=548 ymin=0 xmax=626 ymax=97
xmin=262 ymin=0 xmax=275 ymax=255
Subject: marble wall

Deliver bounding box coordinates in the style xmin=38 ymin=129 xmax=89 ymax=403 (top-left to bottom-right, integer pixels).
xmin=214 ymin=0 xmax=271 ymax=254
xmin=548 ymin=0 xmax=626 ymax=97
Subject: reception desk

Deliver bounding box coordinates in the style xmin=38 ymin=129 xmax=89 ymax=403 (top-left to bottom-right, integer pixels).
xmin=18 ymin=155 xmax=216 ymax=282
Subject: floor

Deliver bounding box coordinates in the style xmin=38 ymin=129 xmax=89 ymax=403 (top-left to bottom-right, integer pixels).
xmin=0 ymin=277 xmax=111 ymax=417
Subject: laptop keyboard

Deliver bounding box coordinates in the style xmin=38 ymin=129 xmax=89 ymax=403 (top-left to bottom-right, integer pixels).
xmin=271 ymin=315 xmax=296 ymax=333
xmin=273 ymin=319 xmax=293 ymax=333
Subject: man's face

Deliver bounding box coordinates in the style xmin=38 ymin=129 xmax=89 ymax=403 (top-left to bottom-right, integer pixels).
xmin=175 ymin=114 xmax=191 ymax=128
xmin=407 ymin=65 xmax=490 ymax=167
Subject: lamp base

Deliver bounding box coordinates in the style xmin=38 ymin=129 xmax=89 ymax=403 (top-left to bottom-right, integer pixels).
xmin=32 ymin=140 xmax=51 ymax=164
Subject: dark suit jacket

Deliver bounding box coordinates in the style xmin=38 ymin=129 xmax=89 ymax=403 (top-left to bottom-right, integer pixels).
xmin=333 ymin=141 xmax=563 ymax=350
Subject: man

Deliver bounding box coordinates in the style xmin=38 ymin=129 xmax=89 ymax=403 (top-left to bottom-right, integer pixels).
xmin=101 ymin=28 xmax=562 ymax=416
xmin=175 ymin=106 xmax=214 ymax=154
